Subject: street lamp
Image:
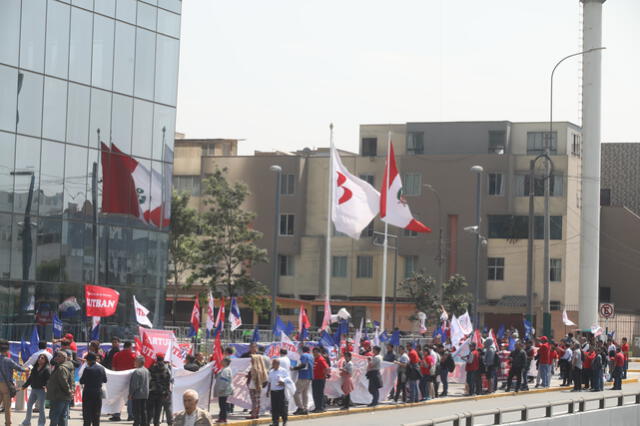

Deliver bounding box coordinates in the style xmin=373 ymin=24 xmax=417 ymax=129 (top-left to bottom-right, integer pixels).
xmin=542 ymin=46 xmax=606 ymax=337
xmin=470 ymin=165 xmax=483 ymax=328
xmin=424 ymin=184 xmax=445 ymax=301
xmin=269 ymin=165 xmax=282 ymax=332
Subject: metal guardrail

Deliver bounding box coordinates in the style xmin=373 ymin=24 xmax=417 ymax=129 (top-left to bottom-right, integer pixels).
xmin=404 ymin=391 xmax=640 ymax=426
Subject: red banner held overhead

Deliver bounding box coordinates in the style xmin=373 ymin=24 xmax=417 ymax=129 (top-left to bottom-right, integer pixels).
xmin=140 ymin=332 xmax=156 ymax=368
xmin=85 ymin=284 xmax=120 ymax=317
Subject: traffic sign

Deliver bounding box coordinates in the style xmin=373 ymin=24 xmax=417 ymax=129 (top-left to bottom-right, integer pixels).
xmin=599 ymin=303 xmax=615 ymax=319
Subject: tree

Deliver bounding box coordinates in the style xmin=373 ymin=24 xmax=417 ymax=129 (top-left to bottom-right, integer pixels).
xmin=191 ymin=167 xmax=269 ymax=316
xmin=168 ymin=190 xmax=199 ymax=325
xmin=441 ymin=274 xmax=473 ymax=317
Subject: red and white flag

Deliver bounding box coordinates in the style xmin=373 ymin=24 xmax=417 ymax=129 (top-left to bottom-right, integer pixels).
xmin=206 ymin=291 xmax=215 ymax=332
xmin=211 ymin=334 xmax=224 ymax=374
xmin=85 ymin=284 xmax=119 ymax=317
xmin=190 ymin=297 xmax=200 ymax=333
xmin=133 ymin=296 xmax=153 ymax=328
xmin=214 ymin=299 xmax=225 ymax=333
xmin=140 ymin=332 xmax=156 ymax=368
xmin=331 ymin=145 xmax=380 ymax=239
xmin=321 ymin=299 xmax=332 ymax=331
xmin=298 ymin=304 xmax=311 ymax=333
xmin=380 ymin=141 xmax=431 ymax=233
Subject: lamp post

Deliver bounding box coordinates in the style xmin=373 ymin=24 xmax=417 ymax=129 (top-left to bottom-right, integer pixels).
xmin=12 ymin=170 xmax=35 ymax=333
xmin=424 ymin=184 xmax=444 ymax=301
xmin=470 ymin=165 xmax=483 ymax=328
xmin=270 ymin=165 xmax=282 ymax=332
xmin=543 ymin=46 xmax=605 ymax=337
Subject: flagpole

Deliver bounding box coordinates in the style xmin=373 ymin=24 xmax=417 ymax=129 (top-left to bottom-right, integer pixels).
xmin=380 ymin=132 xmax=391 ymax=334
xmin=325 ymin=124 xmax=334 ymax=306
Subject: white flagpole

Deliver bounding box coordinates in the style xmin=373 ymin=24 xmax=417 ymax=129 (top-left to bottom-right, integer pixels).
xmin=380 ymin=132 xmax=391 ymax=333
xmin=325 ymin=124 xmax=334 ymax=305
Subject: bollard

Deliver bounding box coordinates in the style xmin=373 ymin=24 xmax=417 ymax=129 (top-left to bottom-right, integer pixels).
xmin=15 ymin=379 xmax=25 ymax=411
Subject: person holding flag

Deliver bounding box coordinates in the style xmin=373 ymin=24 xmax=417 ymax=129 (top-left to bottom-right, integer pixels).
xmin=228 ymin=297 xmax=242 ymax=331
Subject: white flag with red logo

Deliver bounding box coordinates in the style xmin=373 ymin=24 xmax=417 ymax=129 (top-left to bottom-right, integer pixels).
xmin=133 ymin=296 xmax=153 ymax=328
xmin=331 ymin=145 xmax=380 ymax=239
xmin=380 ymin=141 xmax=431 ymax=233
xmin=321 ymin=299 xmax=332 ymax=331
xmin=190 ymin=298 xmax=200 ymax=333
xmin=206 ymin=291 xmax=215 ymax=332
xmin=298 ymin=304 xmax=311 ymax=333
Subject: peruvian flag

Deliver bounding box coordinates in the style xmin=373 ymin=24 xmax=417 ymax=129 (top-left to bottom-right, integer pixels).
xmin=331 ymin=144 xmax=380 ymax=239
xmin=321 ymin=299 xmax=332 ymax=331
xmin=190 ymin=297 xmax=200 ymax=334
xmin=140 ymin=332 xmax=156 ymax=368
xmin=298 ymin=304 xmax=311 ymax=334
xmin=100 ymin=142 xmax=170 ymax=227
xmin=213 ymin=299 xmax=225 ymax=336
xmin=380 ymin=141 xmax=431 ymax=233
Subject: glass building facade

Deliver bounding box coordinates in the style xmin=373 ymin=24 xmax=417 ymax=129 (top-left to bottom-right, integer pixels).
xmin=0 ymin=0 xmax=181 ymax=340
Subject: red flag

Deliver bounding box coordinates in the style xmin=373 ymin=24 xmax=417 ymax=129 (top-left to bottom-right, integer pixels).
xmin=298 ymin=305 xmax=311 ymax=333
xmin=472 ymin=329 xmax=483 ymax=348
xmin=211 ymin=334 xmax=224 ymax=374
xmin=100 ymin=142 xmax=140 ymax=217
xmin=140 ymin=332 xmax=156 ymax=368
xmin=321 ymin=299 xmax=332 ymax=331
xmin=190 ymin=297 xmax=200 ymax=333
xmin=134 ymin=337 xmax=142 ymax=356
xmin=85 ymin=284 xmax=119 ymax=317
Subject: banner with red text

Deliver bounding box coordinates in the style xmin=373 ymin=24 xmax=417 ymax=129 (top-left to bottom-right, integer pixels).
xmin=85 ymin=284 xmax=120 ymax=317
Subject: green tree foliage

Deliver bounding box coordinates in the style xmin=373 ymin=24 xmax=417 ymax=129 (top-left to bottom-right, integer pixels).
xmin=441 ymin=274 xmax=473 ymax=317
xmin=191 ymin=167 xmax=269 ymax=315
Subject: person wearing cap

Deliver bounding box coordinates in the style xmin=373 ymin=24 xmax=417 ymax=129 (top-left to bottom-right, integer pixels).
xmin=537 ymin=336 xmax=552 ymax=388
xmin=148 ymin=353 xmax=173 ymax=426
xmin=80 ymin=352 xmax=107 ymax=426
xmin=64 ymin=334 xmax=77 ymax=353
xmin=47 ymin=351 xmax=75 ymax=426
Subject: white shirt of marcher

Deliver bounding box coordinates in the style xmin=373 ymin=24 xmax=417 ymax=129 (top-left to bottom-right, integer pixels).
xmin=278 ymin=356 xmax=291 ymax=376
xmin=268 ymin=367 xmax=288 ymax=391
xmin=183 ymin=411 xmax=197 ymax=426
xmin=26 ymin=349 xmax=53 ymax=367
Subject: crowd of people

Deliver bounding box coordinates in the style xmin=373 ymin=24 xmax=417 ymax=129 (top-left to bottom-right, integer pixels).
xmin=0 ymin=329 xmax=632 ymax=426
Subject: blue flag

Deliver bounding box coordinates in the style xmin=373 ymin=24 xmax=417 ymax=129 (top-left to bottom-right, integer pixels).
xmin=523 ymin=318 xmax=533 ymax=339
xmin=20 ymin=338 xmax=30 ymax=363
xmin=508 ymin=337 xmax=516 ymax=351
xmin=300 ymin=325 xmax=308 ymax=341
xmin=30 ymin=326 xmax=40 ymax=356
xmin=379 ymin=331 xmax=389 ymax=343
xmin=251 ymin=326 xmax=260 ymax=343
xmin=497 ymin=324 xmax=505 ymax=340
xmin=285 ymin=321 xmax=295 ymax=337
xmin=272 ymin=316 xmax=287 ymax=338
xmin=52 ymin=314 xmax=63 ymax=339
xmin=333 ymin=320 xmax=349 ymax=346
xmin=319 ymin=330 xmax=335 ymax=348
xmin=390 ymin=330 xmax=401 ymax=346
xmin=91 ymin=322 xmax=100 ymax=341
xmin=187 ymin=326 xmax=197 ymax=338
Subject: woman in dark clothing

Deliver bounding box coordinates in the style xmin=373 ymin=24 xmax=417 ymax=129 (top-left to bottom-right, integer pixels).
xmin=21 ymin=354 xmax=51 ymax=426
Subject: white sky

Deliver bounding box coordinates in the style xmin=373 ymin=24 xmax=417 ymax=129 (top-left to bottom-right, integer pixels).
xmin=176 ymin=0 xmax=640 ymax=155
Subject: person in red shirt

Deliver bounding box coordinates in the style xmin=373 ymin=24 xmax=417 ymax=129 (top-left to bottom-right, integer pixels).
xmin=311 ymin=347 xmax=329 ymax=413
xmin=420 ymin=347 xmax=435 ymax=401
xmin=464 ymin=342 xmax=480 ymax=396
xmin=64 ymin=333 xmax=78 ymax=352
xmin=536 ymin=336 xmax=552 ymax=388
xmin=611 ymin=347 xmax=625 ymax=390
xmin=110 ymin=341 xmax=137 ymax=421
xmin=406 ymin=343 xmax=421 ymax=402
xmin=621 ymin=337 xmax=630 ymax=379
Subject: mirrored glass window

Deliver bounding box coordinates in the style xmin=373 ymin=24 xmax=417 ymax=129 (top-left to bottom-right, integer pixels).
xmin=0 ymin=214 xmax=12 ymax=279
xmin=39 ymin=141 xmax=65 ymax=217
xmin=0 ymin=65 xmax=18 ymax=133
xmin=17 ymin=71 xmax=44 ymax=138
xmin=35 ymin=217 xmax=62 ymax=282
xmin=151 ymin=160 xmax=171 ymax=229
xmin=134 ymin=157 xmax=151 ymax=227
xmin=132 ymin=100 xmax=153 ymax=158
xmin=159 ymin=0 xmax=181 ymax=14
xmin=92 ymin=15 xmax=115 ymax=90
xmin=66 ymin=83 xmax=90 ymax=146
xmin=69 ymin=8 xmax=93 ymax=84
xmin=89 ymin=88 xmax=112 ymax=149
xmin=86 ymin=147 xmax=100 ymax=218
xmin=95 ymin=0 xmax=115 ymax=17
xmin=20 ymin=0 xmax=46 ymax=72
xmin=130 ymin=228 xmax=148 ymax=285
xmin=137 ymin=2 xmax=157 ymax=31
xmin=0 ymin=132 xmax=16 ymax=213
xmin=113 ymin=22 xmax=135 ymax=95
xmin=45 ymin=0 xmax=70 ymax=79
xmin=116 ymin=0 xmax=136 ymax=24
xmin=157 ymin=9 xmax=180 ymax=38
xmin=111 ymin=94 xmax=133 ymax=152
xmin=72 ymin=0 xmax=94 ymax=10
xmin=134 ymin=29 xmax=156 ymax=101
xmin=63 ymin=144 xmax=88 ymax=218
xmin=14 ymin=136 xmax=41 ymax=216
xmin=0 ymin=0 xmax=21 ymax=67
xmin=42 ymin=77 xmax=68 ymax=142
xmin=61 ymin=220 xmax=93 ymax=283
xmin=155 ymin=35 xmax=179 ymax=106
xmin=152 ymin=105 xmax=176 ymax=160
xmin=11 ymin=214 xmax=38 ymax=281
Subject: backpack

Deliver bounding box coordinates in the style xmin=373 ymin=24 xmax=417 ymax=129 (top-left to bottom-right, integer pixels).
xmin=445 ymin=356 xmax=455 ymax=373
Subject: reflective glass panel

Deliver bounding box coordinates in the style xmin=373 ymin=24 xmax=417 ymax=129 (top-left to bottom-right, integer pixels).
xmin=14 ymin=136 xmax=41 ymax=216
xmin=133 ymin=157 xmax=151 ymax=227
xmin=134 ymin=29 xmax=156 ymax=101
xmin=157 ymin=9 xmax=180 ymax=38
xmin=116 ymin=0 xmax=136 ymax=23
xmin=132 ymin=99 xmax=153 ymax=158
xmin=0 ymin=0 xmax=21 ymax=66
xmin=35 ymin=217 xmax=62 ymax=282
xmin=17 ymin=71 xmax=44 ymax=137
xmin=63 ymin=145 xmax=88 ymax=218
xmin=137 ymin=2 xmax=157 ymax=31
xmin=152 ymin=105 xmax=176 ymax=160
xmin=11 ymin=207 xmax=38 ymax=281
xmin=72 ymin=0 xmax=93 ymax=10
xmin=69 ymin=7 xmax=93 ymax=84
xmin=113 ymin=22 xmax=135 ymax=95
xmin=151 ymin=160 xmax=171 ymax=229
xmin=0 ymin=213 xmax=12 ymax=279
xmin=86 ymin=148 xmax=100 ymax=218
xmin=111 ymin=94 xmax=132 ymax=152
xmin=20 ymin=0 xmax=46 ymax=72
xmin=89 ymin=88 xmax=112 ymax=148
xmin=130 ymin=228 xmax=148 ymax=285
xmin=42 ymin=77 xmax=68 ymax=142
xmin=155 ymin=35 xmax=180 ymax=106
xmin=0 ymin=65 xmax=18 ymax=133
xmin=159 ymin=0 xmax=181 ymax=14
xmin=45 ymin=0 xmax=71 ymax=79
xmin=61 ymin=220 xmax=87 ymax=283
xmin=66 ymin=83 xmax=90 ymax=146
xmin=39 ymin=141 xmax=65 ymax=217
xmin=92 ymin=15 xmax=115 ymax=90
xmin=0 ymin=132 xmax=15 ymax=213
xmin=95 ymin=0 xmax=115 ymax=16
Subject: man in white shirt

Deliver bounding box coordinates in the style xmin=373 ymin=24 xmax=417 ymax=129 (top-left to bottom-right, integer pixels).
xmin=267 ymin=359 xmax=289 ymax=426
xmin=277 ymin=348 xmax=291 ymax=377
xmin=25 ymin=341 xmax=53 ymax=367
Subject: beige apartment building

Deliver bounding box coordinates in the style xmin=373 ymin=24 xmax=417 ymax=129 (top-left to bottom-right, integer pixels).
xmin=171 ymin=122 xmax=584 ymax=334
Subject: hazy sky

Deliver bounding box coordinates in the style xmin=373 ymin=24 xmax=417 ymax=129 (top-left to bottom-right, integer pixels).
xmin=176 ymin=0 xmax=640 ymax=155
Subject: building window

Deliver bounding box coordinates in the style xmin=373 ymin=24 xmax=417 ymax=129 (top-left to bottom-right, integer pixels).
xmin=173 ymin=176 xmax=201 ymax=196
xmin=487 ymin=215 xmax=563 ymax=240
xmin=550 ymin=258 xmax=561 ymax=282
xmin=526 ymin=132 xmax=557 ymax=155
xmin=362 ymin=138 xmax=377 ymax=157
xmin=279 ymin=214 xmax=294 ymax=235
xmin=280 ymin=174 xmax=295 ymax=195
xmin=403 ymin=173 xmax=421 ymax=196
xmin=488 ymin=257 xmax=504 ymax=280
xmin=407 ymin=132 xmax=424 ymax=155
xmin=516 ymin=174 xmax=564 ymax=196
xmin=571 ymin=134 xmax=581 ymax=157
xmin=404 ymin=229 xmax=418 ymax=237
xmin=599 ymin=286 xmax=611 ymax=303
xmin=203 ymin=143 xmax=217 ymax=156
xmin=332 ymin=256 xmax=347 ymax=277
xmin=488 ymin=173 xmax=504 ymax=196
xmin=359 ymin=174 xmax=375 ymax=186
xmin=600 ymin=188 xmax=611 ymax=206
xmin=356 ymin=255 xmax=373 ymax=278
xmin=222 ymin=143 xmax=232 ymax=156
xmin=489 ymin=131 xmax=506 ymax=154
xmin=279 ymin=255 xmax=294 ymax=276
xmin=404 ymin=255 xmax=418 ymax=278
xmin=361 ymin=221 xmax=374 ymax=238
